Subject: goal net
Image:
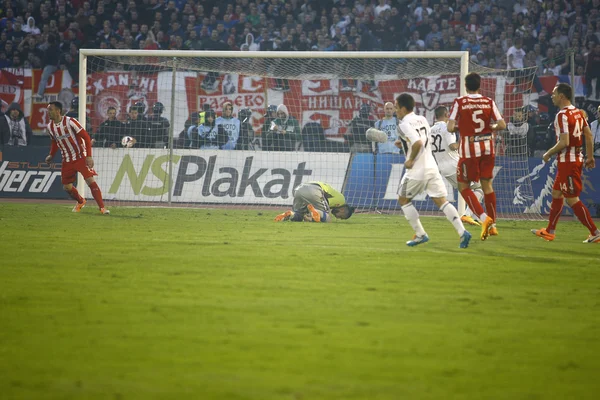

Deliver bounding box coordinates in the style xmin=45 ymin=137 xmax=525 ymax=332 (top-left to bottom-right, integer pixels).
xmin=78 ymin=50 xmax=541 ymax=219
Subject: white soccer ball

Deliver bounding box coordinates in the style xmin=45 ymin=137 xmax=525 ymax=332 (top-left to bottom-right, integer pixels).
xmin=366 ymin=128 xmax=388 ymax=143
xmin=121 ymin=136 xmax=134 ymax=148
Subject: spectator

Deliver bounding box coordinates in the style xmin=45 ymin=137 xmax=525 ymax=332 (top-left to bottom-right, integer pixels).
xmin=216 ymin=101 xmax=240 ymax=150
xmin=261 ymin=104 xmax=278 ymax=151
xmin=189 ymin=109 xmax=227 ymax=149
xmin=147 ymin=102 xmax=170 ymax=147
xmin=374 ymin=101 xmax=399 ymax=154
xmin=506 ymin=107 xmax=531 ymax=156
xmin=345 ymin=103 xmax=375 ymax=153
xmin=302 ymin=120 xmax=327 ymax=152
xmin=65 ymin=97 xmax=91 ymax=130
xmin=374 ymin=0 xmax=391 ymax=19
xmin=123 ymin=104 xmax=150 ymax=147
xmin=265 ymin=104 xmax=301 ymax=152
xmin=96 ymin=107 xmax=124 ymax=149
xmin=414 ymin=0 xmax=432 ymax=23
xmin=236 ymin=108 xmax=256 ymax=150
xmin=591 ymin=105 xmax=600 ymax=156
xmin=33 ymin=34 xmax=60 ymax=100
xmin=585 ymin=43 xmax=600 ymax=99
xmin=23 ymin=17 xmax=40 ymax=35
xmin=0 ymin=102 xmax=33 ymax=148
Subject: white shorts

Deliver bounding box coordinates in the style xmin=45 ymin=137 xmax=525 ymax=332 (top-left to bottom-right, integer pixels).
xmin=398 ymin=172 xmax=448 ymax=199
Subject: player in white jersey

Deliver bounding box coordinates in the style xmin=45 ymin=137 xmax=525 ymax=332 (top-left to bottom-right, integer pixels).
xmin=375 ymin=102 xmax=400 ymax=153
xmin=394 ymin=94 xmax=471 ymax=248
xmin=430 ymin=105 xmax=483 ymax=226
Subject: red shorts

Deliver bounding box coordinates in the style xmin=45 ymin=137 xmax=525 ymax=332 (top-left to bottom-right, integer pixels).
xmin=61 ymin=158 xmax=98 ymax=185
xmin=457 ymin=155 xmax=495 ymax=184
xmin=553 ymin=162 xmax=582 ymax=197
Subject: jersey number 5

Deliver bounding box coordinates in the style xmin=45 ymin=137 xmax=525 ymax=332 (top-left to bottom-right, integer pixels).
xmin=472 ymin=109 xmax=485 ymax=133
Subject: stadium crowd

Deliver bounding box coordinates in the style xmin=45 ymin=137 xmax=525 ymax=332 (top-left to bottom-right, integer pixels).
xmin=0 ymin=0 xmax=598 ymax=84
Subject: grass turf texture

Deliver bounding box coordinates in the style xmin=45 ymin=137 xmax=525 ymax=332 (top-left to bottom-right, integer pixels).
xmin=1 ymin=203 xmax=599 ymax=400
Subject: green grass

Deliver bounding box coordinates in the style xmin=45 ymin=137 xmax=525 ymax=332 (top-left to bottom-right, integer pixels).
xmin=1 ymin=203 xmax=599 ymax=400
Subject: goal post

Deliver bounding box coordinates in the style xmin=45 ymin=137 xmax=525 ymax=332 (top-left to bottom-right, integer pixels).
xmin=77 ymin=49 xmax=541 ymax=220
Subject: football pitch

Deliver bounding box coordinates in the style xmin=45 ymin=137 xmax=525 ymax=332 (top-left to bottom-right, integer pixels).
xmin=1 ymin=203 xmax=599 ymax=400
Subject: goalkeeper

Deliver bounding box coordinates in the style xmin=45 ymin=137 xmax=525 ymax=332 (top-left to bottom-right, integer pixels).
xmin=274 ymin=181 xmax=355 ymax=222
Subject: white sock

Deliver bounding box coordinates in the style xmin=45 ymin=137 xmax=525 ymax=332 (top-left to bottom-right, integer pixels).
xmin=401 ymin=202 xmax=426 ymax=237
xmin=474 ymin=188 xmax=484 ymax=203
xmin=440 ymin=201 xmax=465 ymax=236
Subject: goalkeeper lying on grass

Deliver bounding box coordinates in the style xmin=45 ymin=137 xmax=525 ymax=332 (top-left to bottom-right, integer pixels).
xmin=274 ymin=181 xmax=355 ymax=222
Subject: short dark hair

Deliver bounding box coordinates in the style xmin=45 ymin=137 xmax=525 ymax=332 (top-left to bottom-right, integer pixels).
xmin=435 ymin=106 xmax=448 ymax=120
xmin=396 ymin=93 xmax=415 ymax=112
xmin=333 ymin=204 xmax=355 ymax=220
xmin=465 ymin=72 xmax=481 ymax=92
xmin=554 ymin=83 xmax=573 ymax=101
xmin=48 ymin=101 xmax=63 ymax=113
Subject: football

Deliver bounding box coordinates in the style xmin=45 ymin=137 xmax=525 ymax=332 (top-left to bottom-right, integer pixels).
xmin=366 ymin=128 xmax=388 ymax=143
xmin=121 ymin=136 xmax=134 ymax=148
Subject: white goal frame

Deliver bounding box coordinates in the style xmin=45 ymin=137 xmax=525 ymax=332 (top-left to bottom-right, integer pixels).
xmin=77 ymin=49 xmax=470 ymax=211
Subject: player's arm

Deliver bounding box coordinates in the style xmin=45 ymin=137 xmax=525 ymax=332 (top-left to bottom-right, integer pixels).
xmin=490 ymin=100 xmax=506 ymax=131
xmin=446 ymin=99 xmax=460 ymax=132
xmin=543 ymin=115 xmax=569 ymax=162
xmin=441 ymin=123 xmax=459 ymax=150
xmin=71 ymin=119 xmax=94 ymax=167
xmin=45 ymin=138 xmax=58 ymax=163
xmin=583 ymin=125 xmax=595 ymax=169
xmin=401 ymin=123 xmax=423 ymax=169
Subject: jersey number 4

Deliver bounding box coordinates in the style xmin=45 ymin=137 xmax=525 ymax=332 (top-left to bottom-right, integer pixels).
xmin=572 ymin=118 xmax=584 ymax=138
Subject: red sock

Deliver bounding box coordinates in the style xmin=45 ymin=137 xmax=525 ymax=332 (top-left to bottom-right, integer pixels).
xmin=571 ymin=200 xmax=598 ymax=235
xmin=88 ymin=181 xmax=105 ymax=209
xmin=546 ymin=198 xmax=563 ymax=232
xmin=66 ymin=186 xmax=84 ymax=203
xmin=484 ymin=192 xmax=497 ymax=222
xmin=461 ymin=188 xmax=485 ymax=219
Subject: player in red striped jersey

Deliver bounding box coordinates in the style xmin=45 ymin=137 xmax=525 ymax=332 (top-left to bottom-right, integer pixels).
xmin=44 ymin=102 xmax=109 ymax=215
xmin=532 ymin=83 xmax=599 ymax=243
xmin=447 ymin=72 xmax=506 ymax=241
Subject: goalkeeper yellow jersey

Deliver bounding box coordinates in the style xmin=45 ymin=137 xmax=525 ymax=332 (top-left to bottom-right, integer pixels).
xmin=311 ymin=181 xmax=346 ymax=209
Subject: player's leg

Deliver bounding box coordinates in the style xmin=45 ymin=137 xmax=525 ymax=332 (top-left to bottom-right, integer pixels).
xmin=565 ymin=195 xmax=599 ymax=241
xmin=303 ymin=185 xmax=330 ymax=222
xmin=274 ymin=210 xmax=294 ymax=221
xmin=61 ymin=163 xmax=85 ymax=212
xmin=287 ymin=184 xmax=329 ymax=222
xmin=479 ymin=154 xmax=497 ymax=221
xmin=275 ymin=184 xmax=308 ymax=221
xmin=468 ymin=180 xmax=484 ymax=219
xmin=531 ymin=171 xmax=565 ymax=241
xmin=429 ymin=174 xmax=471 ymax=248
xmin=432 ymin=196 xmax=472 ymax=248
xmin=398 ymin=177 xmax=428 ymax=246
xmin=458 ymin=158 xmax=492 ymax=239
xmin=448 ymin=173 xmax=481 ymax=226
xmin=78 ymin=159 xmax=108 ymax=214
xmin=562 ymin=167 xmax=600 ymax=242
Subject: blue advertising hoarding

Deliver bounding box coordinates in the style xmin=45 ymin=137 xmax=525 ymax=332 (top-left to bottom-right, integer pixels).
xmin=344 ymin=153 xmax=600 ymax=216
xmin=0 ymin=147 xmax=65 ymax=199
